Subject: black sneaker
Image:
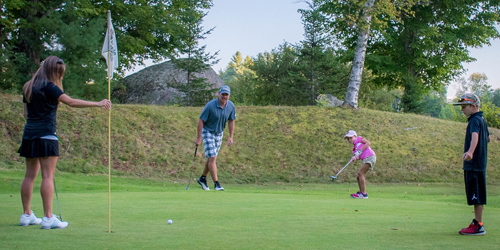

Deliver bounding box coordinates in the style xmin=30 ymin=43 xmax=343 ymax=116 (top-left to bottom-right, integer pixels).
xmin=197 ymin=177 xmax=210 ymax=191
xmin=214 ymin=182 xmax=224 ymax=191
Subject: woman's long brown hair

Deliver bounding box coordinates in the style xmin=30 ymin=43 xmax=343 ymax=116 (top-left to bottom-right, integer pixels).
xmin=23 ymin=56 xmax=66 ymax=103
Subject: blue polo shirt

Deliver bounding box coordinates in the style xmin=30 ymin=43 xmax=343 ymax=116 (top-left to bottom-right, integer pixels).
xmin=199 ymin=98 xmax=236 ymax=133
xmin=463 ymin=111 xmax=490 ymax=172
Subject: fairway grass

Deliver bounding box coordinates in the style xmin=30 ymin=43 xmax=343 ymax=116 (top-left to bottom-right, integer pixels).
xmin=1 ymin=169 xmax=499 ymax=249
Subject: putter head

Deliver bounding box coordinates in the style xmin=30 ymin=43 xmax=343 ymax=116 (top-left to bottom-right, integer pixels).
xmin=185 ymin=187 xmax=189 ymax=190
xmin=330 ymin=175 xmax=337 ymax=181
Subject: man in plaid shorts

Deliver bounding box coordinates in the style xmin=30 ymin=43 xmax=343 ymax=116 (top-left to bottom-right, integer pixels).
xmin=194 ymin=85 xmax=236 ymax=191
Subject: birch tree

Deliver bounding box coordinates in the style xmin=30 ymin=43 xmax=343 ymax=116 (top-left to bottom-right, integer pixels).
xmin=319 ymin=0 xmax=500 ymax=111
xmin=342 ymin=0 xmax=375 ymax=108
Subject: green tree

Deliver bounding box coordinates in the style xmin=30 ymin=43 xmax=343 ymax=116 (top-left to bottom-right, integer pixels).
xmin=421 ymin=88 xmax=448 ymax=118
xmin=250 ymin=43 xmax=309 ymax=106
xmin=221 ymin=51 xmax=245 ymax=83
xmin=309 ymin=47 xmax=351 ymax=100
xmin=168 ymin=0 xmax=219 ymax=106
xmin=298 ymin=0 xmax=333 ymax=105
xmin=481 ymin=102 xmax=500 ymax=129
xmin=221 ymin=52 xmax=256 ymax=105
xmin=218 ymin=45 xmax=350 ymax=106
xmin=318 ymin=0 xmax=419 ymax=109
xmin=1 ymin=0 xmax=214 ymax=100
xmin=359 ymin=86 xmax=402 ymax=112
xmin=400 ymin=76 xmax=424 ymax=113
xmin=439 ymin=104 xmax=455 ymax=120
xmin=318 ymin=0 xmax=500 ymax=111
xmin=456 ymin=73 xmax=492 ymax=100
xmin=368 ymin=1 xmax=500 ymax=113
xmin=491 ymin=88 xmax=500 ymax=107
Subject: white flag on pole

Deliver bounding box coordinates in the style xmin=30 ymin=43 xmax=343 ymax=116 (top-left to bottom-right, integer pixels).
xmin=102 ymin=10 xmax=118 ymax=79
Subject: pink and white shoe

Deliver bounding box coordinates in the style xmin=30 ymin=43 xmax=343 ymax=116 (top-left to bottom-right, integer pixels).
xmin=351 ymin=192 xmax=368 ymax=199
xmin=350 ymin=191 xmax=361 ymax=198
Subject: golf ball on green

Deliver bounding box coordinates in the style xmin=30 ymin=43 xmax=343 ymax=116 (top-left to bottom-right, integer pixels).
xmin=168 ymin=219 xmax=173 ymax=224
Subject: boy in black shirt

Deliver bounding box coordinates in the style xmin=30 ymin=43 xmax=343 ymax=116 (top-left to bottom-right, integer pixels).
xmin=453 ymin=93 xmax=491 ymax=235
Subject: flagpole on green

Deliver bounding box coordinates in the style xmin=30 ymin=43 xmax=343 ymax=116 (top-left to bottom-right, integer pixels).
xmin=101 ymin=9 xmax=118 ymax=234
xmin=107 ymin=48 xmax=111 ymax=234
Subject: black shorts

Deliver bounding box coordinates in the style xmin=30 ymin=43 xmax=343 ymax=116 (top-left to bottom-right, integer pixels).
xmin=464 ymin=170 xmax=487 ymax=205
xmin=18 ymin=139 xmax=59 ymax=158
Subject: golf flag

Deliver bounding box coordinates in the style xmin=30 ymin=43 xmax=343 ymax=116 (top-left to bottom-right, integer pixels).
xmin=102 ymin=10 xmax=118 ymax=79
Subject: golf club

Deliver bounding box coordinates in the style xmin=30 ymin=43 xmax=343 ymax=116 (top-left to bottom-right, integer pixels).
xmin=53 ymin=176 xmax=62 ymax=220
xmin=330 ymin=158 xmax=354 ymax=181
xmin=186 ymin=145 xmax=198 ymax=190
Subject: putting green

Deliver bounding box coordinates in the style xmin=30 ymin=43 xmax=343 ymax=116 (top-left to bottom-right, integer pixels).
xmin=1 ymin=170 xmax=499 ymax=249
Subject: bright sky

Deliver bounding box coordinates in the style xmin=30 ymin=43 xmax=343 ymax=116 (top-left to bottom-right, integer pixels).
xmin=127 ymin=0 xmax=500 ymax=99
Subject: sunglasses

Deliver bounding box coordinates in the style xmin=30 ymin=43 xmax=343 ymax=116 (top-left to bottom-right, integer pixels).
xmin=57 ymin=59 xmax=64 ymax=64
xmin=458 ymin=97 xmax=475 ymax=103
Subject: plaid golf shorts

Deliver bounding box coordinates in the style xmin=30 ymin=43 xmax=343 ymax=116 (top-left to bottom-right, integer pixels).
xmin=202 ymin=129 xmax=224 ymax=158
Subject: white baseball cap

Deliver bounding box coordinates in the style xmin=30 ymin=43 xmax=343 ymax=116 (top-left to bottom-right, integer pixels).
xmin=344 ymin=130 xmax=357 ymax=138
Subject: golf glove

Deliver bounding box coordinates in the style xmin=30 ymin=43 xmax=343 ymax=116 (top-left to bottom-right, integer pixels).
xmin=354 ymin=150 xmax=362 ymax=159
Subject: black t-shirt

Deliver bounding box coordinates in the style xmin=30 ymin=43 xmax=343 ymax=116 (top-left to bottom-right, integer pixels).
xmin=22 ymin=81 xmax=64 ymax=140
xmin=463 ymin=111 xmax=490 ymax=171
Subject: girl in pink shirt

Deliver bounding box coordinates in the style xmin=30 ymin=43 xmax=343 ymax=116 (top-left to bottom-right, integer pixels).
xmin=344 ymin=130 xmax=376 ymax=199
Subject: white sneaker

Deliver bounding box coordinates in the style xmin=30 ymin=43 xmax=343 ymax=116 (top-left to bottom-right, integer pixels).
xmin=41 ymin=215 xmax=69 ymax=229
xmin=197 ymin=177 xmax=210 ymax=191
xmin=19 ymin=210 xmax=42 ymax=226
xmin=214 ymin=182 xmax=224 ymax=191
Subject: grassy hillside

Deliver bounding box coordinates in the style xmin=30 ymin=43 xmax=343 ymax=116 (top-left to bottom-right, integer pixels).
xmin=1 ymin=93 xmax=499 ymax=183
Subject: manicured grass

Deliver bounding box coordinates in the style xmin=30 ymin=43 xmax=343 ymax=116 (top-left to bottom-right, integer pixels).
xmin=1 ymin=169 xmax=499 ymax=249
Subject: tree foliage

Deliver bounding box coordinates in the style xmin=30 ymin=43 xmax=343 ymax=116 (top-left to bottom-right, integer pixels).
xmin=0 ymin=0 xmax=213 ymax=100
xmin=451 ymin=72 xmax=500 ymax=128
xmin=168 ymin=0 xmax=219 ymax=106
xmin=219 ymin=43 xmax=351 ymax=106
xmin=456 ymin=73 xmax=492 ymax=99
xmin=371 ymin=0 xmax=500 ymax=112
xmin=492 ymin=88 xmax=500 ymax=107
xmin=318 ymin=0 xmax=420 ymax=108
xmin=220 ymin=52 xmax=256 ymax=105
xmin=317 ymin=0 xmax=500 ymax=112
xmin=298 ymin=0 xmax=334 ymax=105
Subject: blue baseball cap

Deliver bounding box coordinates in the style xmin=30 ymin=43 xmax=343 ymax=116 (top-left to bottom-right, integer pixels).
xmin=220 ymin=85 xmax=230 ymax=95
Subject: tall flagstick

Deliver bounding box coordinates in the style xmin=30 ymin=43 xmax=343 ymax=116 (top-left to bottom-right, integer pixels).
xmin=107 ymin=47 xmax=111 ymax=234
xmin=102 ymin=10 xmax=117 ymax=233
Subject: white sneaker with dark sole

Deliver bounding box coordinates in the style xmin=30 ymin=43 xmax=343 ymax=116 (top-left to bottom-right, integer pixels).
xmin=41 ymin=215 xmax=69 ymax=229
xmin=20 ymin=210 xmax=42 ymax=226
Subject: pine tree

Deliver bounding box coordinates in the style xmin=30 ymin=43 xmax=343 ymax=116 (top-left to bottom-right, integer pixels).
xmin=298 ymin=0 xmax=333 ymax=105
xmin=168 ymin=0 xmax=219 ymax=106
